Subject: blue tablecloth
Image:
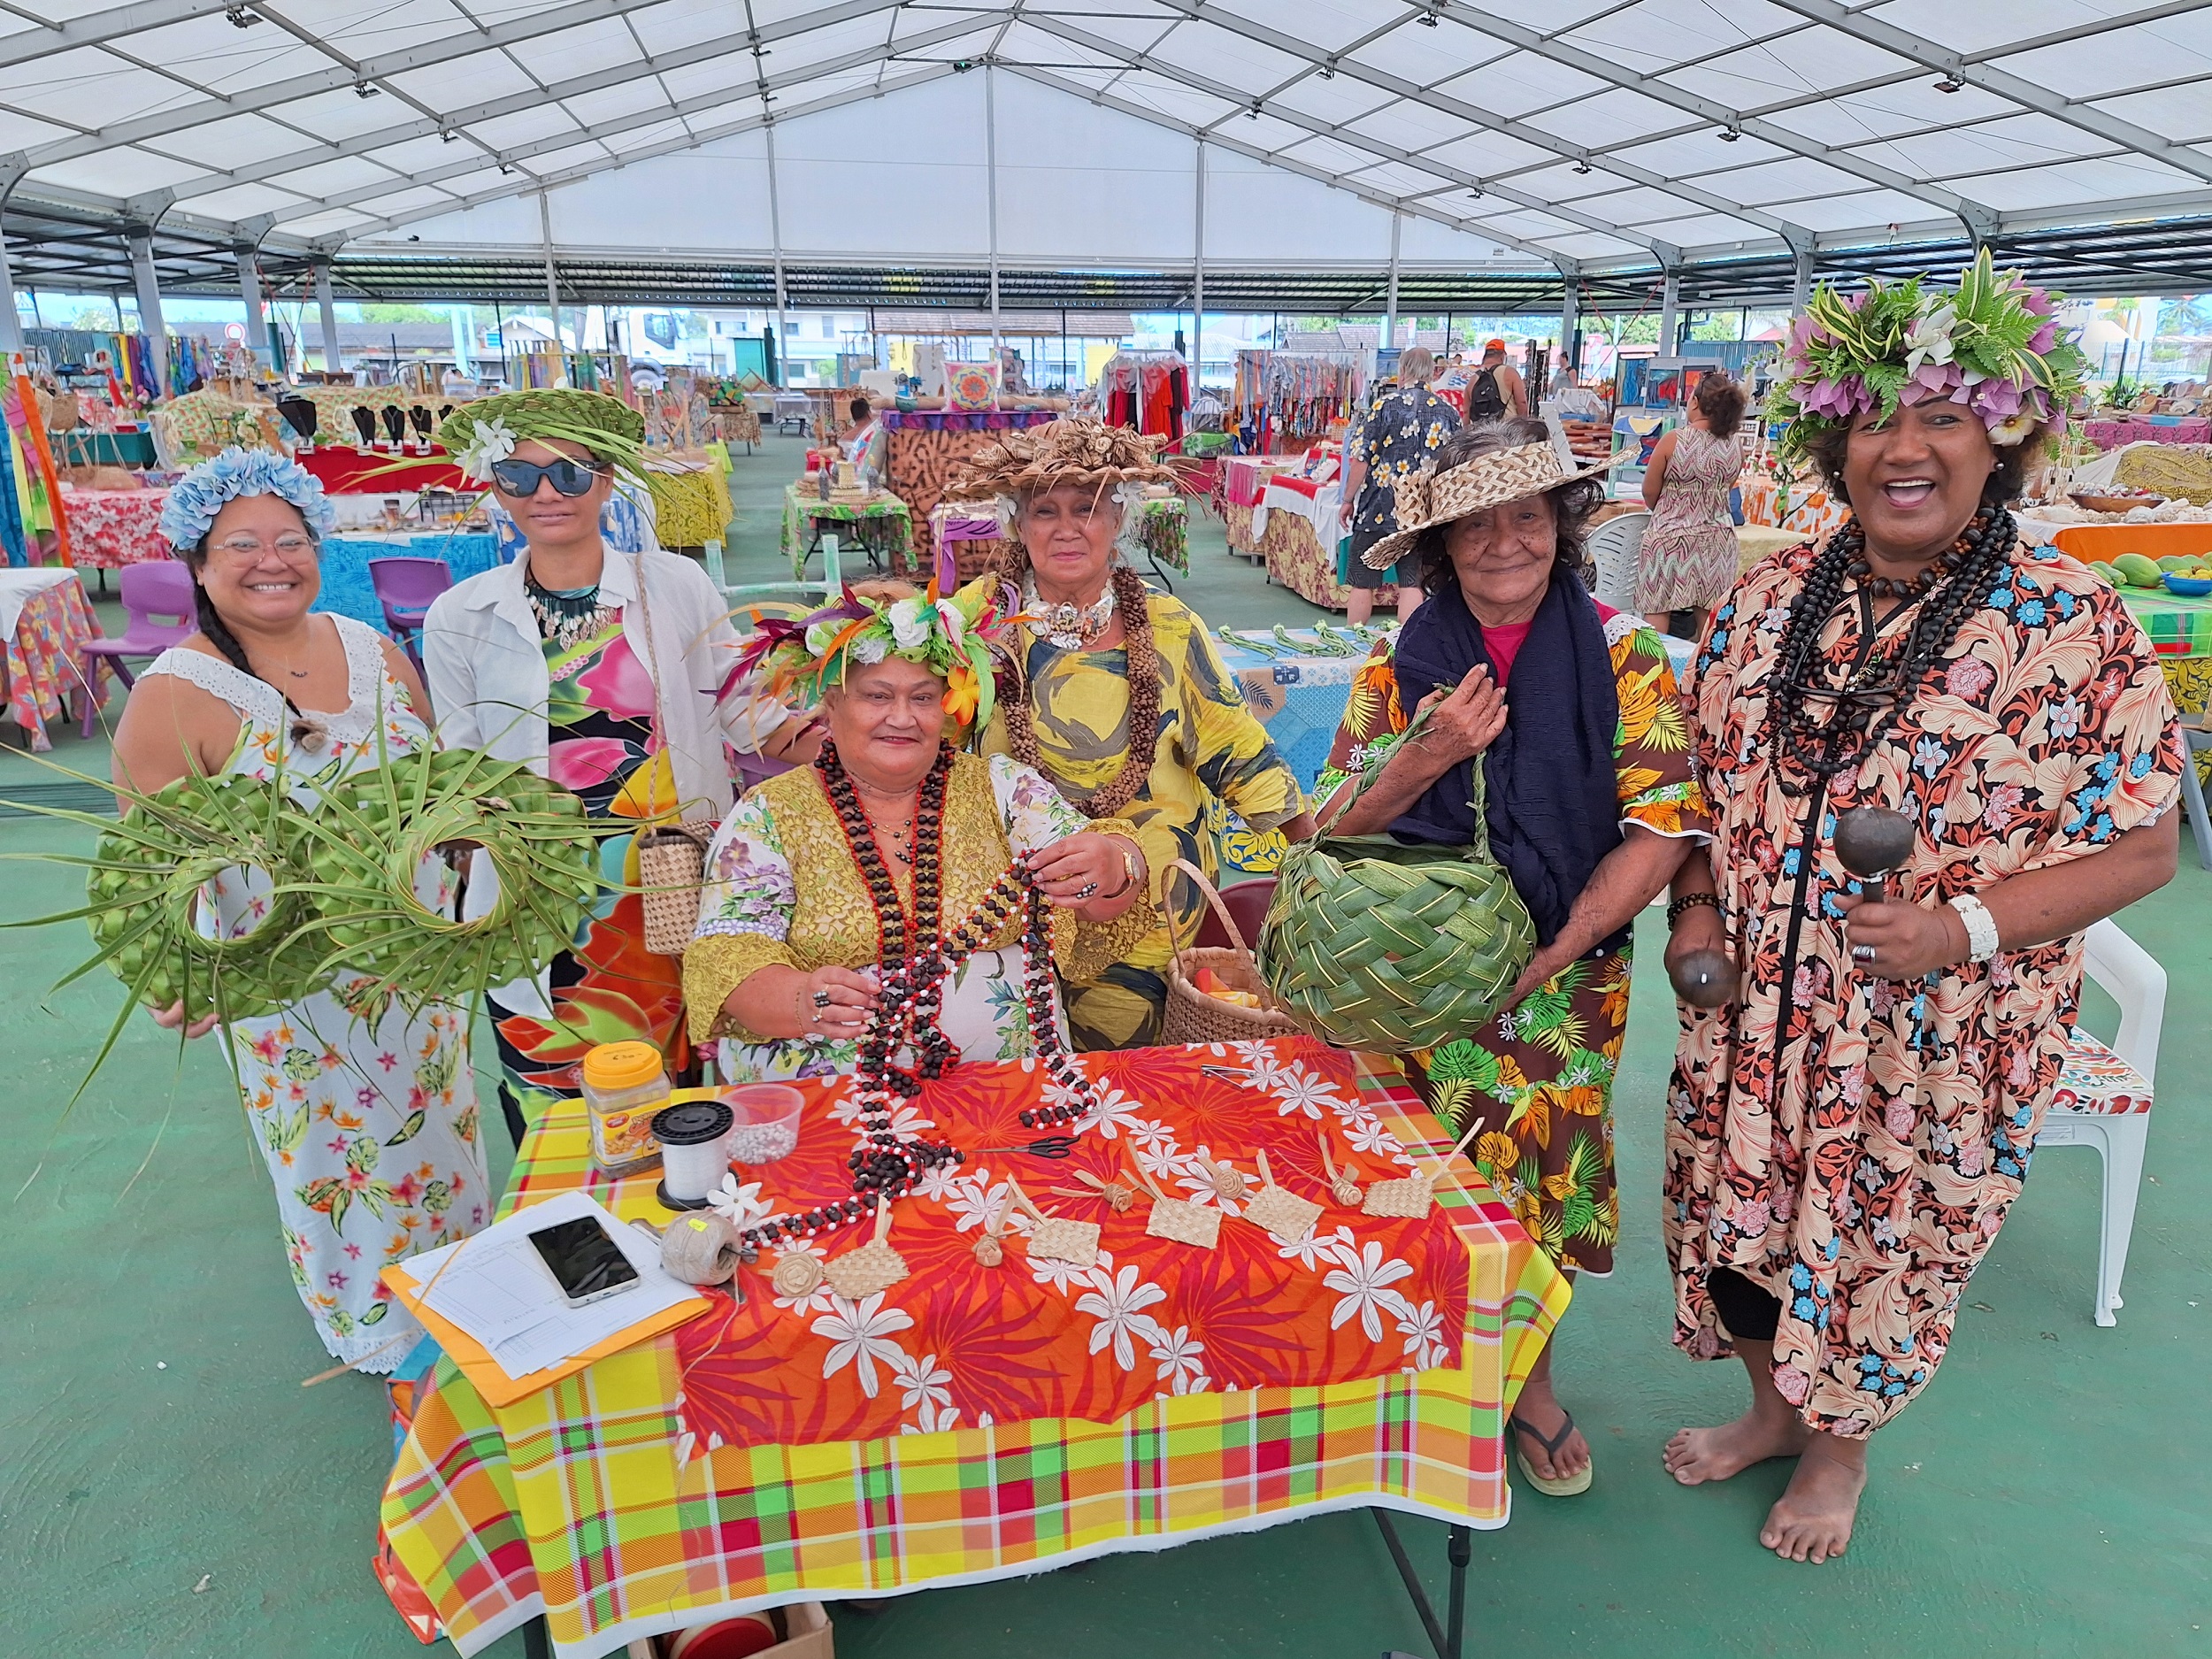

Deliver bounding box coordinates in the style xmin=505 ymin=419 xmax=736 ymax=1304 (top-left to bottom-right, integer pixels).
xmin=311 ymin=533 xmax=503 ymax=636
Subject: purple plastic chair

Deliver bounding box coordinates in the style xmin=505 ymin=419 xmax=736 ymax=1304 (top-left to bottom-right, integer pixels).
xmin=78 ymin=560 xmax=196 ymax=734
xmin=368 ymin=557 xmax=453 ymax=671
xmin=735 ymin=750 xmax=795 ymax=795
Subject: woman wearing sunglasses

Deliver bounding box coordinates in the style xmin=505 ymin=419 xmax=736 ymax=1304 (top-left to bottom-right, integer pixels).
xmin=423 ymin=390 xmax=807 ymax=1143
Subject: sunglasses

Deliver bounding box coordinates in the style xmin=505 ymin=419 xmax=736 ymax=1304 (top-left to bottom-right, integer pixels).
xmin=489 ymin=457 xmax=604 ymax=497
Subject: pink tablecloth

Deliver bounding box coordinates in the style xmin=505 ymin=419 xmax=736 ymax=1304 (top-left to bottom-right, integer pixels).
xmin=2 ymin=571 xmax=109 ymax=750
xmin=2085 ymin=419 xmax=2212 ymax=449
xmin=59 ymin=487 xmax=172 ymax=570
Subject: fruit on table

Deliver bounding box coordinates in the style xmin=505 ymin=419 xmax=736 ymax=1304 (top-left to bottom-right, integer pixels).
xmin=2111 ymin=553 xmax=2164 ymax=587
xmin=2159 ymin=555 xmax=2200 ymax=571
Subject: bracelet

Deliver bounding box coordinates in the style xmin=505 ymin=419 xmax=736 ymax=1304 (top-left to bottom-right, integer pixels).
xmin=1666 ymin=893 xmax=1721 ymax=928
xmin=1099 ymin=840 xmax=1143 ymax=901
xmin=1947 ymin=893 xmax=2001 ymax=963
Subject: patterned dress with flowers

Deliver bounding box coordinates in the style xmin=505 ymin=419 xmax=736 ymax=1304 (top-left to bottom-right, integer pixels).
xmin=1665 ymin=541 xmax=2182 ymax=1435
xmin=1317 ymin=609 xmax=1709 ymax=1273
xmin=489 ymin=620 xmax=689 ymax=1110
xmin=140 ymin=618 xmax=487 ymax=1371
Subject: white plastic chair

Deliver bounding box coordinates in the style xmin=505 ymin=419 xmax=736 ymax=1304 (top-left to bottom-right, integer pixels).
xmin=2039 ymin=917 xmax=2165 ymax=1327
xmin=2173 ymin=714 xmax=2212 ymax=870
xmin=1586 ymin=509 xmax=1648 ymax=611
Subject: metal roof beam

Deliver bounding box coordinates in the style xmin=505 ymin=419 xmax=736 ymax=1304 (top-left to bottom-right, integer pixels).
xmin=1765 ymin=0 xmax=2212 ymax=186
xmin=330 ymin=65 xmax=958 ymax=242
xmin=1958 ymin=0 xmax=2212 ymax=62
xmin=0 ymin=0 xmax=242 ymax=72
xmin=1005 ymin=63 xmax=1585 ymax=274
xmin=1017 ymin=14 xmax=1662 ymax=261
xmin=126 ymin=0 xmax=952 ymax=208
xmin=1140 ymin=0 xmax=1802 ymax=254
xmin=1422 ymin=0 xmax=2002 ymax=240
xmin=17 ymin=0 xmax=905 ymax=174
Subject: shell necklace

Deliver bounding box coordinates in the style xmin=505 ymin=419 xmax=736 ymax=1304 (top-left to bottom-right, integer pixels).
xmin=1023 ymin=579 xmax=1116 ymax=650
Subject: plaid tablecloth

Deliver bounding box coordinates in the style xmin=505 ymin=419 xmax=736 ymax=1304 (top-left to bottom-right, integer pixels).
xmin=780 ymin=485 xmax=914 ymax=579
xmin=380 ymin=1048 xmax=1566 ymax=1658
xmin=57 ymin=486 xmax=170 ymax=569
xmin=2120 ymin=586 xmax=2212 ymax=658
xmin=0 ymin=570 xmax=107 ymax=749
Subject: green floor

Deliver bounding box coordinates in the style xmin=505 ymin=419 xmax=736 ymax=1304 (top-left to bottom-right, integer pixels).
xmin=4 ymin=437 xmax=2208 ymax=1656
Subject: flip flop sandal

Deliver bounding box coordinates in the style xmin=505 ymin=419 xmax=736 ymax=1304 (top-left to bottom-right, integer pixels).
xmin=1510 ymin=1409 xmax=1594 ymax=1497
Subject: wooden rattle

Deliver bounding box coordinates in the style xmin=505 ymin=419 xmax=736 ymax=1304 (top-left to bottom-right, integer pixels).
xmin=825 ymin=1197 xmax=909 ymax=1300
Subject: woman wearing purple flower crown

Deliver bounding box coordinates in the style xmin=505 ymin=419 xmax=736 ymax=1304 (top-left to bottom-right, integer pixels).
xmin=1660 ymin=256 xmax=2181 ymax=1563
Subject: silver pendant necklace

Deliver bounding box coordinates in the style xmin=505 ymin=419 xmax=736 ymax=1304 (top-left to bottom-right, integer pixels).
xmin=1023 ymin=579 xmax=1116 ymax=650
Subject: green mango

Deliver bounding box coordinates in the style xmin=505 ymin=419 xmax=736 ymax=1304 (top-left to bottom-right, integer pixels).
xmin=2112 ymin=553 xmax=2164 ymax=588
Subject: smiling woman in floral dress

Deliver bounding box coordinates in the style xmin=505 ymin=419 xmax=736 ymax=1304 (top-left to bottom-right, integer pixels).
xmin=1661 ymin=256 xmax=2180 ymax=1564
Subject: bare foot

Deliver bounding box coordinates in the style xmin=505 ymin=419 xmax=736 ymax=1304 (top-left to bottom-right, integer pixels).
xmin=1759 ymin=1438 xmax=1867 ymax=1563
xmin=1663 ymin=1407 xmax=1809 ymax=1486
xmin=1509 ymin=1377 xmax=1590 ymax=1484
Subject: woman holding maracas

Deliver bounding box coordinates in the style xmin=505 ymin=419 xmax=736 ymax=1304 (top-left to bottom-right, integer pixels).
xmin=1661 ymin=256 xmax=2181 ymax=1564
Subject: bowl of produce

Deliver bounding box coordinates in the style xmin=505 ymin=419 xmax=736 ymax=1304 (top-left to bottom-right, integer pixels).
xmin=2163 ymin=570 xmax=2212 ymax=595
xmin=2070 ymin=489 xmax=2165 ymax=514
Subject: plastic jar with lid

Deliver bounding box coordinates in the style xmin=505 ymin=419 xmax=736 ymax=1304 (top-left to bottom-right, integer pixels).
xmin=580 ymin=1041 xmax=672 ymax=1177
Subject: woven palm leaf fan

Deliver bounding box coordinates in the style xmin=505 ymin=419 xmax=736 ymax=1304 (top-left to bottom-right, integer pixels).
xmin=1258 ymin=707 xmax=1534 ymax=1054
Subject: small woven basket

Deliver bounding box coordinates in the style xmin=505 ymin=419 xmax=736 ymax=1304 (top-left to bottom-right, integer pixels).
xmin=1162 ymin=858 xmax=1302 ymax=1047
xmin=636 ymin=820 xmax=718 ymax=957
xmin=1257 ymin=710 xmax=1534 ymax=1053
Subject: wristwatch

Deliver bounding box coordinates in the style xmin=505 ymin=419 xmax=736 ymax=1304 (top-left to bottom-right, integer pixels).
xmin=1947 ymin=893 xmax=2001 ymax=963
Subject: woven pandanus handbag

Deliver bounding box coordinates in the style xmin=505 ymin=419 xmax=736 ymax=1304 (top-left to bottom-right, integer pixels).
xmin=1257 ymin=709 xmax=1535 ymax=1054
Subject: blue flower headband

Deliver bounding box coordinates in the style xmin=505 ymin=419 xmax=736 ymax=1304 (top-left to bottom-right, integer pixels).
xmin=158 ymin=447 xmax=337 ymax=550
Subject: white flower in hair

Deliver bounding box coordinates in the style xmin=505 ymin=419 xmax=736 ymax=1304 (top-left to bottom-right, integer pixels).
xmin=936 ymin=599 xmax=965 ymax=649
xmin=453 ymin=415 xmax=518 ymax=481
xmin=1903 ymin=306 xmax=1957 ymax=376
xmin=853 ymin=634 xmax=889 ymax=664
xmin=887 ymin=595 xmax=931 ymax=649
xmin=805 ymin=619 xmax=840 ymax=654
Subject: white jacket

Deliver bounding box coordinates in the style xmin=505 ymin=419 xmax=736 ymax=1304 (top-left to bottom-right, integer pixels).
xmin=424 ymin=545 xmax=779 ymax=822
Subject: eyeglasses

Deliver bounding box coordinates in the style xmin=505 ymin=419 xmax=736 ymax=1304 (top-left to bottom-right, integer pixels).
xmin=489 ymin=457 xmax=604 ymax=498
xmin=208 ymin=534 xmax=318 ymax=561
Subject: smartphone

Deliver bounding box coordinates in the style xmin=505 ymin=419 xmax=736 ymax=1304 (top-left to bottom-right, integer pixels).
xmin=527 ymin=1215 xmax=641 ymax=1309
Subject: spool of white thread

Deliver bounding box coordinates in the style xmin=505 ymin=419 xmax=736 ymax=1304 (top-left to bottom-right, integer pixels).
xmin=654 ymin=1100 xmax=734 ymax=1210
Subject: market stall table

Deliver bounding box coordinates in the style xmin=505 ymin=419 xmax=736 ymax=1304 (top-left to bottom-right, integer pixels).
xmin=2085 ymin=419 xmax=2211 ymax=449
xmin=882 ymin=409 xmax=1059 ymax=530
xmin=781 ymin=484 xmax=914 ymax=578
xmin=57 ymin=485 xmax=170 ymax=580
xmin=379 ymin=1039 xmax=1564 ymax=1659
xmin=0 ymin=568 xmax=107 ymax=749
xmin=1739 ymin=474 xmax=1850 ymax=544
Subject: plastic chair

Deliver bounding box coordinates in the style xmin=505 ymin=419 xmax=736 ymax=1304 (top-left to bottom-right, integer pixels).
xmin=734 ymin=751 xmax=795 ymax=795
xmin=1586 ymin=510 xmax=1649 ymax=611
xmin=78 ymin=561 xmax=196 ymax=728
xmin=1194 ymin=876 xmax=1276 ymax=953
xmin=2039 ymin=917 xmax=2166 ymax=1327
xmin=369 ymin=557 xmax=453 ymax=668
xmin=2175 ymin=715 xmax=2212 ymax=871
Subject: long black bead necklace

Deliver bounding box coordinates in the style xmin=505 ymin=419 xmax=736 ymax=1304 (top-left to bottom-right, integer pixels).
xmin=1766 ymin=508 xmax=2016 ymax=796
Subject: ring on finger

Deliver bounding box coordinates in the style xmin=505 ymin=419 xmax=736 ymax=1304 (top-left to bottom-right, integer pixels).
xmin=1851 ymin=944 xmax=1876 ymax=963
xmin=1075 ymin=881 xmax=1098 ymax=899
xmin=811 ymin=987 xmax=833 ymax=1010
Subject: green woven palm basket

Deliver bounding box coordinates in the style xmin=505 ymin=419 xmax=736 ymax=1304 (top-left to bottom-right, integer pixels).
xmin=1258 ymin=710 xmax=1535 ymax=1054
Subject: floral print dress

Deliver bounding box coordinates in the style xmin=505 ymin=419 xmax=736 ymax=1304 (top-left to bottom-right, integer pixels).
xmin=1346 ymin=385 xmax=1461 ymax=577
xmin=140 ymin=618 xmax=487 ymax=1371
xmin=1666 ymin=541 xmax=2182 ymax=1435
xmin=685 ymin=752 xmax=1151 ymax=1080
xmin=1318 ymin=608 xmax=1709 ymax=1273
xmin=489 ymin=621 xmax=689 ymax=1110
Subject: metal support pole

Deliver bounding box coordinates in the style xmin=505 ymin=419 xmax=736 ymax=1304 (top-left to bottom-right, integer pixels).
xmin=1557 ymin=276 xmax=1579 ymax=380
xmin=237 ymin=246 xmax=267 ymax=365
xmin=986 ymin=65 xmax=1002 ymax=372
xmin=450 ymin=303 xmax=473 ymax=376
xmin=538 ymin=191 xmax=563 ymax=371
xmin=127 ymin=232 xmax=165 ymax=384
xmin=1658 ymin=269 xmax=1680 ymax=356
xmin=1790 ymin=247 xmax=1815 ymax=316
xmin=1382 ymin=210 xmax=1402 ymax=356
xmin=0 ymin=222 xmax=19 ymax=357
xmin=1192 ymin=136 xmax=1205 ymax=393
xmin=314 ymin=259 xmax=342 ymax=376
xmin=765 ymin=121 xmax=789 ymax=388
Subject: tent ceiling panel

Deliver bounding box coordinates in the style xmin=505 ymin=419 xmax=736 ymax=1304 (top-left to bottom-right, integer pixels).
xmin=1655 ymin=28 xmax=1916 ymax=99
xmin=1431 ymin=51 xmax=1617 ymax=120
xmin=1763 ymin=80 xmax=2022 ymax=144
xmin=362 ymin=133 xmax=483 ymax=175
xmin=1342 ymin=100 xmax=1494 ymax=154
xmin=27 ymin=147 xmax=206 ymax=198
xmin=463 ymin=105 xmax=589 ymax=150
xmin=1014 ymin=8 xmax=1170 ymax=56
xmin=1272 ymin=132 xmax=1404 ymax=180
xmin=1418 ymin=129 xmax=1581 ymax=179
xmin=1517 ymin=85 xmax=1717 ymax=150
xmin=0 ymin=45 xmax=180 ymax=124
xmin=557 ymin=81 xmax=683 ymax=128
xmin=1211 ymin=111 xmax=1324 ymax=155
xmin=657 ymin=55 xmax=766 ymax=102
xmin=1341 ymin=22 xmax=1511 ymax=84
xmin=1110 ymin=73 xmax=1240 ymax=131
xmin=1773 ymin=189 xmax=1955 ymax=234
xmin=171 ymin=181 xmax=311 ymax=221
xmin=258 ymin=86 xmax=444 ymax=143
xmin=0 ymin=110 xmax=78 ymax=151
xmin=1266 ymin=74 xmax=1396 ymax=127
xmin=1663 ymin=154 xmax=1868 ymax=204
xmin=142 ymin=111 xmax=305 ymax=171
xmin=251 ymin=155 xmax=406 ymax=200
xmin=388 ymin=50 xmax=554 ymax=106
xmin=2098 ymin=83 xmax=2212 ymax=139
xmin=1989 ymin=21 xmax=2212 ymax=99
xmin=1219 ymin=0 xmax=1382 ymax=57
xmin=1947 ymin=158 xmax=2206 ymax=211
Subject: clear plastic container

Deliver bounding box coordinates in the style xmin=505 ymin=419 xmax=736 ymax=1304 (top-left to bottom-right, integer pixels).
xmin=722 ymin=1083 xmax=805 ymax=1166
xmin=580 ymin=1041 xmax=671 ymax=1177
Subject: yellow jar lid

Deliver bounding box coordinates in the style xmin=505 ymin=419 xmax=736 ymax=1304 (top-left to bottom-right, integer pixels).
xmin=582 ymin=1041 xmax=665 ymax=1093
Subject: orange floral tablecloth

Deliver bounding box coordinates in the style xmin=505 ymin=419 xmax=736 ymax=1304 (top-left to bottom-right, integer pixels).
xmin=0 ymin=570 xmax=108 ymax=750
xmin=58 ymin=486 xmax=171 ymax=570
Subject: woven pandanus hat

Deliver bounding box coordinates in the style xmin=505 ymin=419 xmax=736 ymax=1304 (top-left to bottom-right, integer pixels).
xmin=948 ymin=417 xmax=1178 ymax=498
xmin=1359 ymin=440 xmax=1624 ymax=572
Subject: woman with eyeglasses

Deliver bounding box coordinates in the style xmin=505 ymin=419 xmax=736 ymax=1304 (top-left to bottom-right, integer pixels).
xmin=422 ymin=391 xmax=808 ymax=1144
xmin=110 ymin=448 xmax=488 ymax=1373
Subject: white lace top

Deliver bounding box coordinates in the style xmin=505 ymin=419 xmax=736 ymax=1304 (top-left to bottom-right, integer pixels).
xmin=140 ymin=614 xmax=432 ymax=795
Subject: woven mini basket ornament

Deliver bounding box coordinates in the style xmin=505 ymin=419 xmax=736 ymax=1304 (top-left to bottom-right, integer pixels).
xmin=637 ymin=822 xmax=716 ymax=956
xmin=1241 ymin=1150 xmax=1322 ymax=1245
xmin=1257 ymin=707 xmax=1535 ymax=1054
xmin=825 ymin=1199 xmax=909 ymax=1300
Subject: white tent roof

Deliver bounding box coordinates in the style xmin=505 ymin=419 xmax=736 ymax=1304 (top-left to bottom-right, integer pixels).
xmin=4 ymin=0 xmax=2209 ymax=295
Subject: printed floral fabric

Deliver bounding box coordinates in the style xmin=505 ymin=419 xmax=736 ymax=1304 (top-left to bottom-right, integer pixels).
xmin=491 ymin=622 xmax=687 ymax=1109
xmin=1665 ymin=541 xmax=2183 ymax=1435
xmin=1347 ymin=387 xmax=1462 ymax=543
xmin=142 ymin=617 xmax=488 ymax=1371
xmin=1318 ymin=609 xmax=1709 ymax=1272
xmin=687 ymin=751 xmax=1148 ymax=1080
xmin=1634 ymin=425 xmax=1744 ymax=612
xmin=6 ymin=576 xmax=109 ymax=752
xmin=58 ymin=486 xmax=171 ymax=569
xmin=667 ymin=1038 xmax=1471 ymax=1450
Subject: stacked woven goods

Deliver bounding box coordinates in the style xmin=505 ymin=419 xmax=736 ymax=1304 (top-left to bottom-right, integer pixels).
xmin=2116 ymin=443 xmax=2212 ymax=504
